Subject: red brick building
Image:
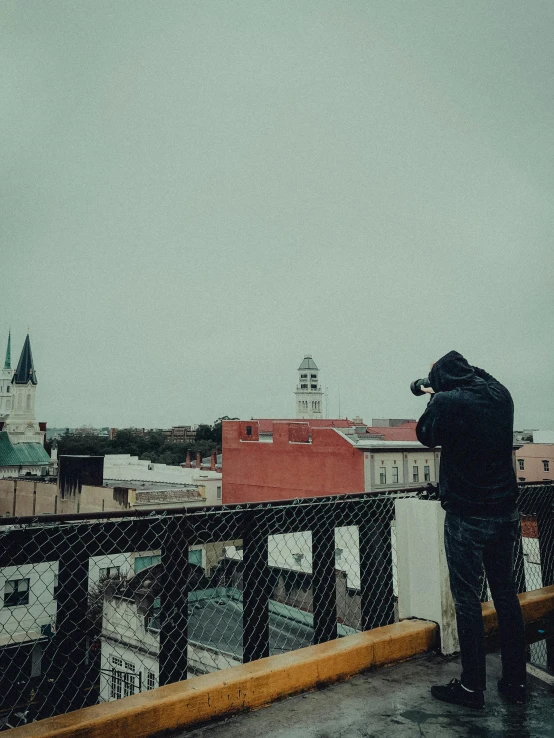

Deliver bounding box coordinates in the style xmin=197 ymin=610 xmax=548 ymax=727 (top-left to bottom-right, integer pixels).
xmin=222 ymin=419 xmax=436 ymax=504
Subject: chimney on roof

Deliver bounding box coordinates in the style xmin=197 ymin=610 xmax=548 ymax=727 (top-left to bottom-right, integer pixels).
xmin=196 ymin=451 xmax=202 ymax=469
xmin=185 ymin=450 xmax=192 ymax=468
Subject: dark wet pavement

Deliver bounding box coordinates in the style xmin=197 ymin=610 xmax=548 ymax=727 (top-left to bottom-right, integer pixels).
xmin=172 ymin=652 xmax=554 ymax=738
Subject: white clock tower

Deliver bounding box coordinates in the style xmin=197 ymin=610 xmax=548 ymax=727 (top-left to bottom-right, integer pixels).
xmin=295 ymin=355 xmax=324 ymax=419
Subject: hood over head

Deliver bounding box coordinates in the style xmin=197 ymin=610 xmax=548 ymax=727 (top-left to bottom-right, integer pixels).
xmin=429 ymin=350 xmax=476 ymax=392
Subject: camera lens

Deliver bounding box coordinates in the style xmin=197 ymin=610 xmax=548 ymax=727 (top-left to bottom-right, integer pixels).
xmin=410 ymin=377 xmax=430 ymax=396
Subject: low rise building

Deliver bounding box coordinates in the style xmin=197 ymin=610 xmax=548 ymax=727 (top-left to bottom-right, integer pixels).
xmin=98 ymin=562 xmax=355 ymax=701
xmin=163 ymin=426 xmax=197 ymax=444
xmin=222 ymin=419 xmax=438 ymax=504
xmin=103 ymin=454 xmax=222 ymax=505
xmin=0 ymin=432 xmax=51 ymax=479
xmin=515 ymin=443 xmax=554 ymax=483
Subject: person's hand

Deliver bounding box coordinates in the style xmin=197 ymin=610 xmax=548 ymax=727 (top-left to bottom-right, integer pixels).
xmin=420 ymin=385 xmax=435 ymax=394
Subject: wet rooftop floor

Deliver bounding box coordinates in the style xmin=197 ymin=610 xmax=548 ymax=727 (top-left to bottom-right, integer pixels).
xmin=173 ymin=652 xmax=554 ymax=738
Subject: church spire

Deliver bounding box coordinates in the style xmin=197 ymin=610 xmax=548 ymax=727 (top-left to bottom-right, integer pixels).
xmin=13 ymin=334 xmax=37 ymax=385
xmin=4 ymin=332 xmax=10 ymax=369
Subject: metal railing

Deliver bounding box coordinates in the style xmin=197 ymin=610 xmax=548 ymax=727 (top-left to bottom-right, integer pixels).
xmin=0 ymin=483 xmax=552 ymax=729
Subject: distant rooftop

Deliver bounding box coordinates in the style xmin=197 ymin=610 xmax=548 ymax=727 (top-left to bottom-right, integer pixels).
xmin=104 ymin=478 xmax=200 ymax=493
xmin=135 ymin=488 xmax=204 ymax=504
xmin=366 ymin=421 xmax=418 ymax=441
xmin=250 ymin=419 xmax=419 ymax=443
xmin=0 ymin=431 xmax=51 ymax=466
xmin=253 ymin=418 xmax=359 ymax=434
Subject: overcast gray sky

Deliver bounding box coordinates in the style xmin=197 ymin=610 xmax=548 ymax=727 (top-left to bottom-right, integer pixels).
xmin=1 ymin=1 xmax=552 ymax=430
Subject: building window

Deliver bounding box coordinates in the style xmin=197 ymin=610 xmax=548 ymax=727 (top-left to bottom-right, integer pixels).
xmin=379 ymin=468 xmax=386 ymax=484
xmin=245 ymin=425 xmax=252 ymax=436
xmin=424 ymin=465 xmax=431 ymax=482
xmin=300 ymin=384 xmax=308 ymax=389
xmin=310 ymin=374 xmax=317 ymax=379
xmin=412 ymin=467 xmax=419 ymax=483
xmin=123 ymin=662 xmax=136 ymax=697
xmin=147 ymin=672 xmax=156 ymax=690
xmin=217 ymin=486 xmax=222 ymax=499
xmin=110 ymin=676 xmax=121 ymax=701
xmin=518 ymin=459 xmax=524 ymax=470
xmin=110 ymin=658 xmax=136 ymax=699
xmin=4 ymin=578 xmax=30 ymax=607
xmin=110 ymin=658 xmax=123 ymax=700
xmin=392 ymin=467 xmax=399 ymax=484
xmin=26 ymin=394 xmax=31 ymax=411
xmin=543 ymin=461 xmax=550 ymax=472
xmin=100 ymin=566 xmax=121 ymax=579
xmin=300 ymin=374 xmax=307 ymax=379
xmin=6 ymin=386 xmax=9 ymax=393
xmin=134 ymin=555 xmax=161 ymax=574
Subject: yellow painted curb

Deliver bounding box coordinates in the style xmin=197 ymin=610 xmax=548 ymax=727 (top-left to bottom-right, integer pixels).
xmin=10 ymin=586 xmax=554 ymax=738
xmin=7 ymin=619 xmax=437 ymax=738
xmin=482 ymin=584 xmax=554 ymax=634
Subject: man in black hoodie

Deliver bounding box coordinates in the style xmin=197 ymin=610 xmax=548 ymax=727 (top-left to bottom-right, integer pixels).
xmin=416 ymin=351 xmax=526 ymax=709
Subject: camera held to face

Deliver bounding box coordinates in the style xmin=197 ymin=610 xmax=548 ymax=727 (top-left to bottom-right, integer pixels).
xmin=410 ymin=377 xmax=433 ymax=396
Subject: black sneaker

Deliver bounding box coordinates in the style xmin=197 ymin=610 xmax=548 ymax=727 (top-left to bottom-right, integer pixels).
xmin=431 ymin=678 xmax=485 ymax=709
xmin=498 ymin=678 xmax=527 ymax=704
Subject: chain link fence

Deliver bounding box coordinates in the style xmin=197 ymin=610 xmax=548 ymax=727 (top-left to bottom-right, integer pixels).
xmin=516 ymin=483 xmax=554 ymax=669
xmin=0 ymin=483 xmax=552 ymax=729
xmin=0 ymin=488 xmax=423 ymax=728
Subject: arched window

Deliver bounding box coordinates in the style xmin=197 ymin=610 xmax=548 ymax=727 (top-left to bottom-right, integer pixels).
xmin=26 ymin=394 xmax=31 ymax=411
xmin=17 ymin=393 xmax=22 ymax=410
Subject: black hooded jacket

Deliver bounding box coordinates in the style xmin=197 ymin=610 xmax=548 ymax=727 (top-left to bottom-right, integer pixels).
xmin=416 ymin=351 xmax=518 ymax=516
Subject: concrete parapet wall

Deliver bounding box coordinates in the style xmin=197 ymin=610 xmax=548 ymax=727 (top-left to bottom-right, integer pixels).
xmin=7 ymin=619 xmax=438 ymax=738
xmin=6 ymin=586 xmax=554 ymax=738
xmin=0 ymin=480 xmax=135 ymax=516
xmin=0 ymin=480 xmax=58 ymax=516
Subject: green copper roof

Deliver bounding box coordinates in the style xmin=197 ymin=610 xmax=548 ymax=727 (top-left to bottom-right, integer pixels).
xmin=298 ymin=355 xmax=319 ymax=371
xmin=4 ymin=332 xmax=11 ymax=369
xmin=13 ymin=334 xmax=37 ymax=385
xmin=0 ymin=431 xmax=50 ymax=467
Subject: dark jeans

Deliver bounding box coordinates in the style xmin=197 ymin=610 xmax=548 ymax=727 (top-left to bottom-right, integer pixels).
xmin=444 ymin=511 xmax=527 ymax=691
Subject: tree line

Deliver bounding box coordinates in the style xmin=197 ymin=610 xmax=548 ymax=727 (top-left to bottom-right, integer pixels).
xmin=54 ymin=417 xmax=237 ymax=466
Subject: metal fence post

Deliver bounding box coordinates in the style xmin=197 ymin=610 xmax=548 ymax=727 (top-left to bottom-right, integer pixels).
xmin=312 ymin=521 xmax=338 ymax=644
xmin=536 ymin=487 xmax=554 ymax=666
xmin=537 ymin=492 xmax=554 ymax=588
xmin=159 ymin=518 xmax=190 ymax=686
xmin=242 ymin=512 xmax=270 ymax=662
xmin=42 ymin=540 xmax=90 ymax=716
xmin=359 ymin=503 xmax=395 ymax=630
xmin=514 ymin=527 xmax=527 ymax=594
